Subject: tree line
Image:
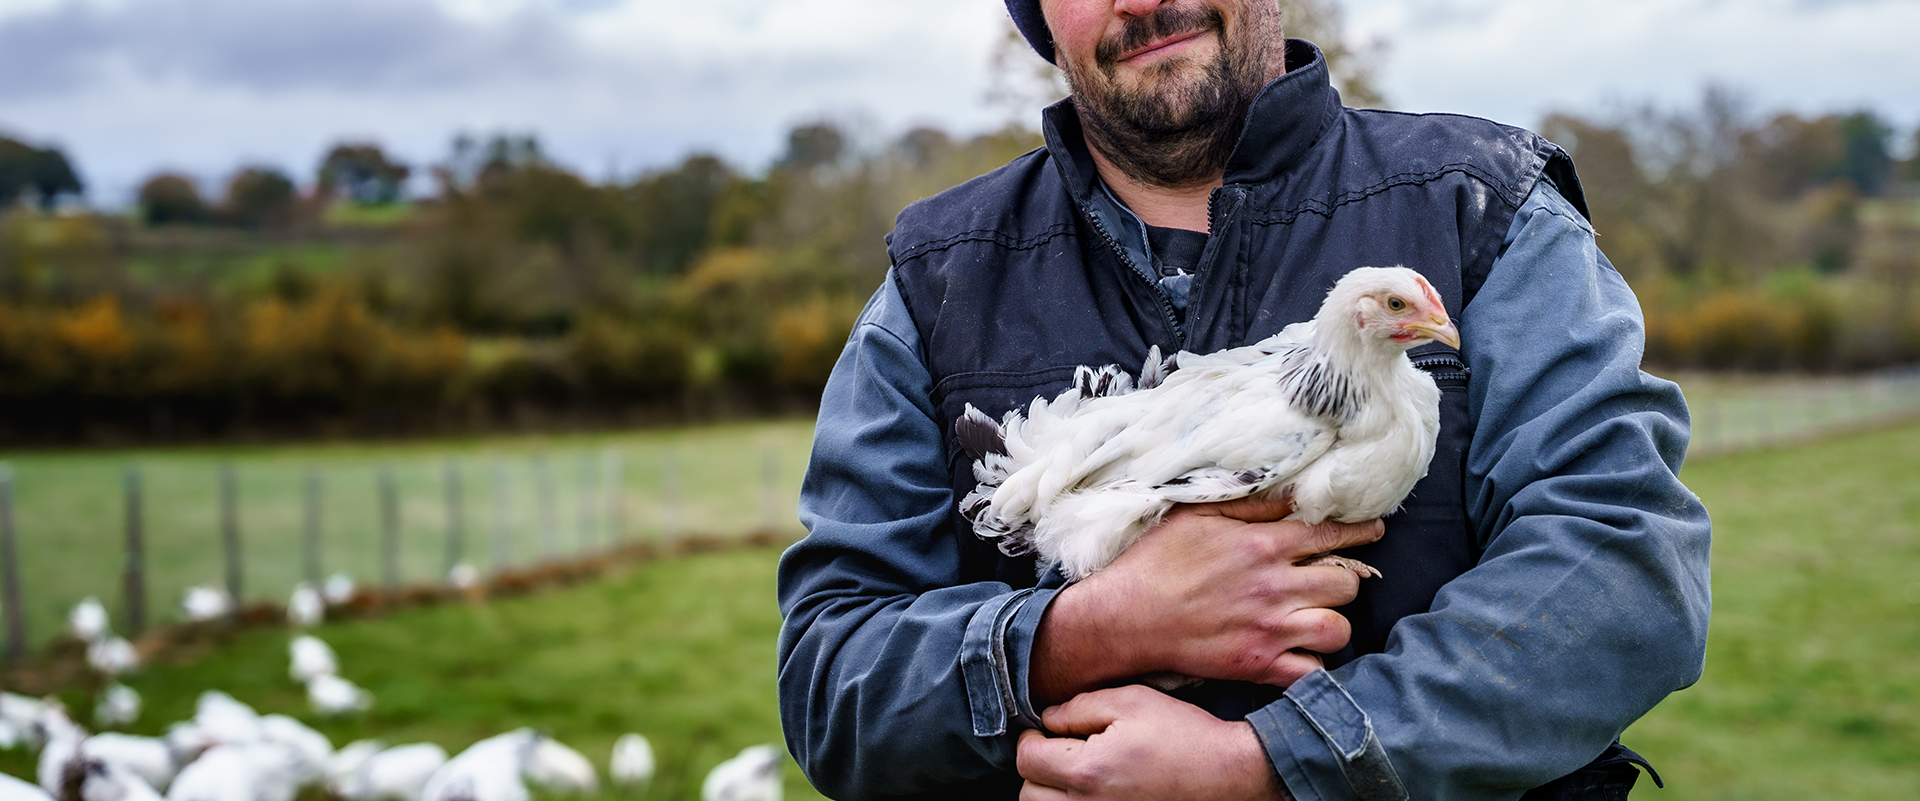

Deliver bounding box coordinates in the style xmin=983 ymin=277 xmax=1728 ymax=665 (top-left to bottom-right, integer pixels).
xmin=1 ymin=83 xmax=1918 ymax=444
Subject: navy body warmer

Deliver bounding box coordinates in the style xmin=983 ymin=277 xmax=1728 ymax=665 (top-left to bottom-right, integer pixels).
xmin=882 ymin=41 xmax=1637 ymax=797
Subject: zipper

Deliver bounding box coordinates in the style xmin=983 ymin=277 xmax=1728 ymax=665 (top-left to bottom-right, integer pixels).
xmin=1410 ymin=351 xmax=1470 ymax=385
xmin=1186 ymin=186 xmax=1245 ymax=344
xmin=1082 ymin=201 xmax=1187 ymax=351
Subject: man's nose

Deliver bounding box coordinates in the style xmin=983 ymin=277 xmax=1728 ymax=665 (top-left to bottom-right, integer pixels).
xmin=1113 ymin=0 xmax=1168 ymax=19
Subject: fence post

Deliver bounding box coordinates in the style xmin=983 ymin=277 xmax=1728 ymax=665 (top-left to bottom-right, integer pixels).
xmin=490 ymin=461 xmax=512 ymax=570
xmin=302 ymin=469 xmax=322 ymax=587
xmin=123 ymin=466 xmax=146 ymax=636
xmin=605 ymin=448 xmax=624 ymax=543
xmin=661 ymin=448 xmax=680 ymax=541
xmin=220 ymin=464 xmax=242 ymax=603
xmin=444 ymin=460 xmax=464 ymax=575
xmin=0 ymin=465 xmax=25 ymax=661
xmin=761 ymin=447 xmax=779 ymax=534
xmin=534 ymin=453 xmax=557 ymax=559
xmin=578 ymin=452 xmax=597 ymax=552
xmin=379 ymin=466 xmax=400 ymax=590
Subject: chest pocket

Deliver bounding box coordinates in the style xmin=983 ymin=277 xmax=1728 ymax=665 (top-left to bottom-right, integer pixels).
xmin=933 ymin=366 xmax=1083 ymax=588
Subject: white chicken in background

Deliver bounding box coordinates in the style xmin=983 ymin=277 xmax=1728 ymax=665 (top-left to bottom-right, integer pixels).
xmin=420 ymin=729 xmax=598 ymax=801
xmin=285 ymin=584 xmax=324 ymax=628
xmin=287 ymin=636 xmax=337 ymax=684
xmin=69 ymin=598 xmax=110 ymax=644
xmin=323 ymin=740 xmax=385 ymax=791
xmin=257 ymin=715 xmax=332 ymax=787
xmin=190 ymin=692 xmax=264 ymax=745
xmin=86 ymin=638 xmax=140 ymax=678
xmin=0 ymin=694 xmax=52 ymax=751
xmin=957 ymin=266 xmax=1459 ymax=582
xmin=0 ymin=772 xmax=52 ymax=801
xmin=305 ymin=674 xmax=371 ymax=717
xmin=330 ymin=742 xmax=448 ymax=801
xmin=419 ymin=730 xmax=538 ymax=801
xmin=701 ymin=745 xmax=782 ymax=801
xmin=609 ymin=733 xmax=655 ymax=790
xmin=179 ymin=587 xmax=233 ymax=622
xmin=321 ymin=574 xmax=356 ymax=606
xmin=523 ymin=737 xmax=597 ymax=794
xmin=447 ymin=563 xmax=480 ymax=591
xmin=94 ymin=683 xmax=142 ymax=729
xmin=81 ymin=733 xmax=178 ymax=793
xmin=163 ymin=741 xmax=302 ymax=801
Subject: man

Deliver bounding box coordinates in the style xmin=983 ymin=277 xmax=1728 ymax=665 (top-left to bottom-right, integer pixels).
xmin=777 ymin=0 xmax=1712 ymax=799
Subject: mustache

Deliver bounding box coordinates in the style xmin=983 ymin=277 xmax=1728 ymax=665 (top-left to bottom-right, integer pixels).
xmin=1094 ymin=3 xmax=1226 ymax=66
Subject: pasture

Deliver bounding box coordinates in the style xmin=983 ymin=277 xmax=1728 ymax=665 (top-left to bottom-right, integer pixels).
xmin=0 ymin=374 xmax=1914 ymax=798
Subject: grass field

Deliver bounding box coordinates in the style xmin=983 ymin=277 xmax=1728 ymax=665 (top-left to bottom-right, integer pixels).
xmin=0 ymin=419 xmax=1911 ymax=799
xmin=0 ymin=545 xmax=825 ymax=800
xmin=0 ymin=421 xmax=815 ymax=651
xmin=1623 ymin=420 xmax=1920 ymax=799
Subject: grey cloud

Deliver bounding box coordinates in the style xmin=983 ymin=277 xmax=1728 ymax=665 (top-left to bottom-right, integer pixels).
xmin=0 ymin=0 xmax=598 ymax=99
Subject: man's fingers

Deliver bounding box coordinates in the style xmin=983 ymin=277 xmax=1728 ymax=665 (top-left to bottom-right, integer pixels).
xmin=1199 ymin=493 xmax=1295 ymax=523
xmin=1276 ymin=607 xmax=1352 ymax=656
xmin=1018 ymin=782 xmax=1072 ymax=801
xmin=1265 ymin=650 xmax=1327 ymax=688
xmin=1291 ymin=518 xmax=1385 ymax=558
xmin=1039 ymin=684 xmax=1157 ymax=737
xmin=1017 ymin=728 xmax=1087 ymax=790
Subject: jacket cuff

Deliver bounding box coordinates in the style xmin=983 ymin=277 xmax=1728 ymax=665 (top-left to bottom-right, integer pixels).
xmin=960 ymin=587 xmax=1042 ymax=736
xmin=1247 ymin=669 xmax=1407 ymax=801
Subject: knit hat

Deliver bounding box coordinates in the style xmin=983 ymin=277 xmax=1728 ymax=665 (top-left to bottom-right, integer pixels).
xmin=1005 ymin=0 xmax=1056 ymax=64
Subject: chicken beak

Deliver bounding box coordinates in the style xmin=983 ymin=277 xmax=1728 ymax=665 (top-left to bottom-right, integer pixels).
xmin=1403 ymin=315 xmax=1461 ymax=350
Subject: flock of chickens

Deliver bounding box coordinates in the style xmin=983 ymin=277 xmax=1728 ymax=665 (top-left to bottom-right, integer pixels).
xmin=0 ymin=587 xmax=784 ymax=801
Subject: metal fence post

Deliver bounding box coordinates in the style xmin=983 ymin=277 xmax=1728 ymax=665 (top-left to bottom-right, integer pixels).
xmin=605 ymin=448 xmax=625 ymax=543
xmin=220 ymin=464 xmax=242 ymax=603
xmin=578 ymin=451 xmax=597 ymax=552
xmin=662 ymin=448 xmax=680 ymax=541
xmin=761 ymin=447 xmax=779 ymax=533
xmin=534 ymin=453 xmax=557 ymax=559
xmin=0 ymin=465 xmax=25 ymax=661
xmin=444 ymin=460 xmax=464 ymax=575
xmin=379 ymin=466 xmax=400 ymax=590
xmin=123 ymin=466 xmax=146 ymax=635
xmin=303 ymin=469 xmax=322 ymax=587
xmin=490 ymin=461 xmax=512 ymax=570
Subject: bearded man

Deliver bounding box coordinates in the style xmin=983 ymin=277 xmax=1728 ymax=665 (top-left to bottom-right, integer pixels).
xmin=777 ymin=1 xmax=1712 ymax=799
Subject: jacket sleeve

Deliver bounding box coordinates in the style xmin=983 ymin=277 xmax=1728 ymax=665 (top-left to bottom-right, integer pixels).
xmin=777 ymin=272 xmax=1039 ymax=799
xmin=1245 ymin=182 xmax=1714 ymax=801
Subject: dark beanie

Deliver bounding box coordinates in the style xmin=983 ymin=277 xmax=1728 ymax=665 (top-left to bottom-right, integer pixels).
xmin=1005 ymin=0 xmax=1056 ymax=64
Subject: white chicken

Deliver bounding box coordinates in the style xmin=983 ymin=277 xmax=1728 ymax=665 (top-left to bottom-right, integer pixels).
xmin=94 ymin=683 xmax=142 ymax=729
xmin=69 ymin=598 xmax=110 ymax=644
xmin=321 ymin=574 xmax=356 ymax=606
xmin=86 ymin=638 xmax=140 ymax=678
xmin=305 ymin=675 xmax=371 ymax=717
xmin=609 ymin=733 xmax=655 ymax=789
xmin=330 ymin=742 xmax=447 ymax=801
xmin=957 ymin=266 xmax=1460 ymax=582
xmin=700 ymin=744 xmax=782 ymax=801
xmin=285 ymin=584 xmax=324 ymax=628
xmin=179 ymin=587 xmax=233 ymax=622
xmin=287 ymin=636 xmax=337 ymax=684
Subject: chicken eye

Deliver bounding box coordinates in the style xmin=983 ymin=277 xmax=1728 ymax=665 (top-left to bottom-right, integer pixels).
xmin=1386 ymin=296 xmax=1407 ymax=312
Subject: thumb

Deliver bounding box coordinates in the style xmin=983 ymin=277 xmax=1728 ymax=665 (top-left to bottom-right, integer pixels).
xmin=1040 ymin=685 xmax=1157 ymax=737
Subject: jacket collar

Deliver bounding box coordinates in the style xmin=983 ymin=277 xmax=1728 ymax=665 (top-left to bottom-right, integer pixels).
xmin=1040 ymin=38 xmax=1342 ymax=198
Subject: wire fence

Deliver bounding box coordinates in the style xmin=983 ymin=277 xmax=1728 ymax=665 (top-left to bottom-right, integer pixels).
xmin=1678 ymin=366 xmax=1920 ymax=458
xmin=0 ymin=369 xmax=1915 ymax=660
xmin=0 ymin=423 xmax=813 ymax=658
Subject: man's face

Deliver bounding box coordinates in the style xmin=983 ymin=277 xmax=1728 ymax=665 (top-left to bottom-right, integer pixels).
xmin=1041 ymin=0 xmax=1285 ymax=188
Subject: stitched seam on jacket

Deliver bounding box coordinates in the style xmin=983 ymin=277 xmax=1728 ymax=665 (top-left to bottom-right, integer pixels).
xmin=891 ymin=224 xmax=1078 ymax=265
xmin=1242 ymin=163 xmax=1521 ymax=226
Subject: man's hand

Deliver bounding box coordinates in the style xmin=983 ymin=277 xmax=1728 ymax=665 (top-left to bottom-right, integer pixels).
xmin=1031 ymin=495 xmax=1382 ymax=705
xmin=1017 ymin=685 xmax=1286 ymax=801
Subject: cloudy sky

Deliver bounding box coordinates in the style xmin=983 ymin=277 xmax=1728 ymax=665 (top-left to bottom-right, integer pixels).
xmin=2 ymin=0 xmax=1916 ymax=207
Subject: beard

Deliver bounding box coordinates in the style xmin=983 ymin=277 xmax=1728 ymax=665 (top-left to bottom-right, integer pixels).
xmin=1062 ymin=2 xmax=1281 ymax=189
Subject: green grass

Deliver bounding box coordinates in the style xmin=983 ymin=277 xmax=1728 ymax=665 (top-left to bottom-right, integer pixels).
xmin=0 ymin=420 xmax=814 ymax=651
xmin=1625 ymin=421 xmax=1920 ymax=798
xmin=0 ymin=545 xmax=823 ymax=800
